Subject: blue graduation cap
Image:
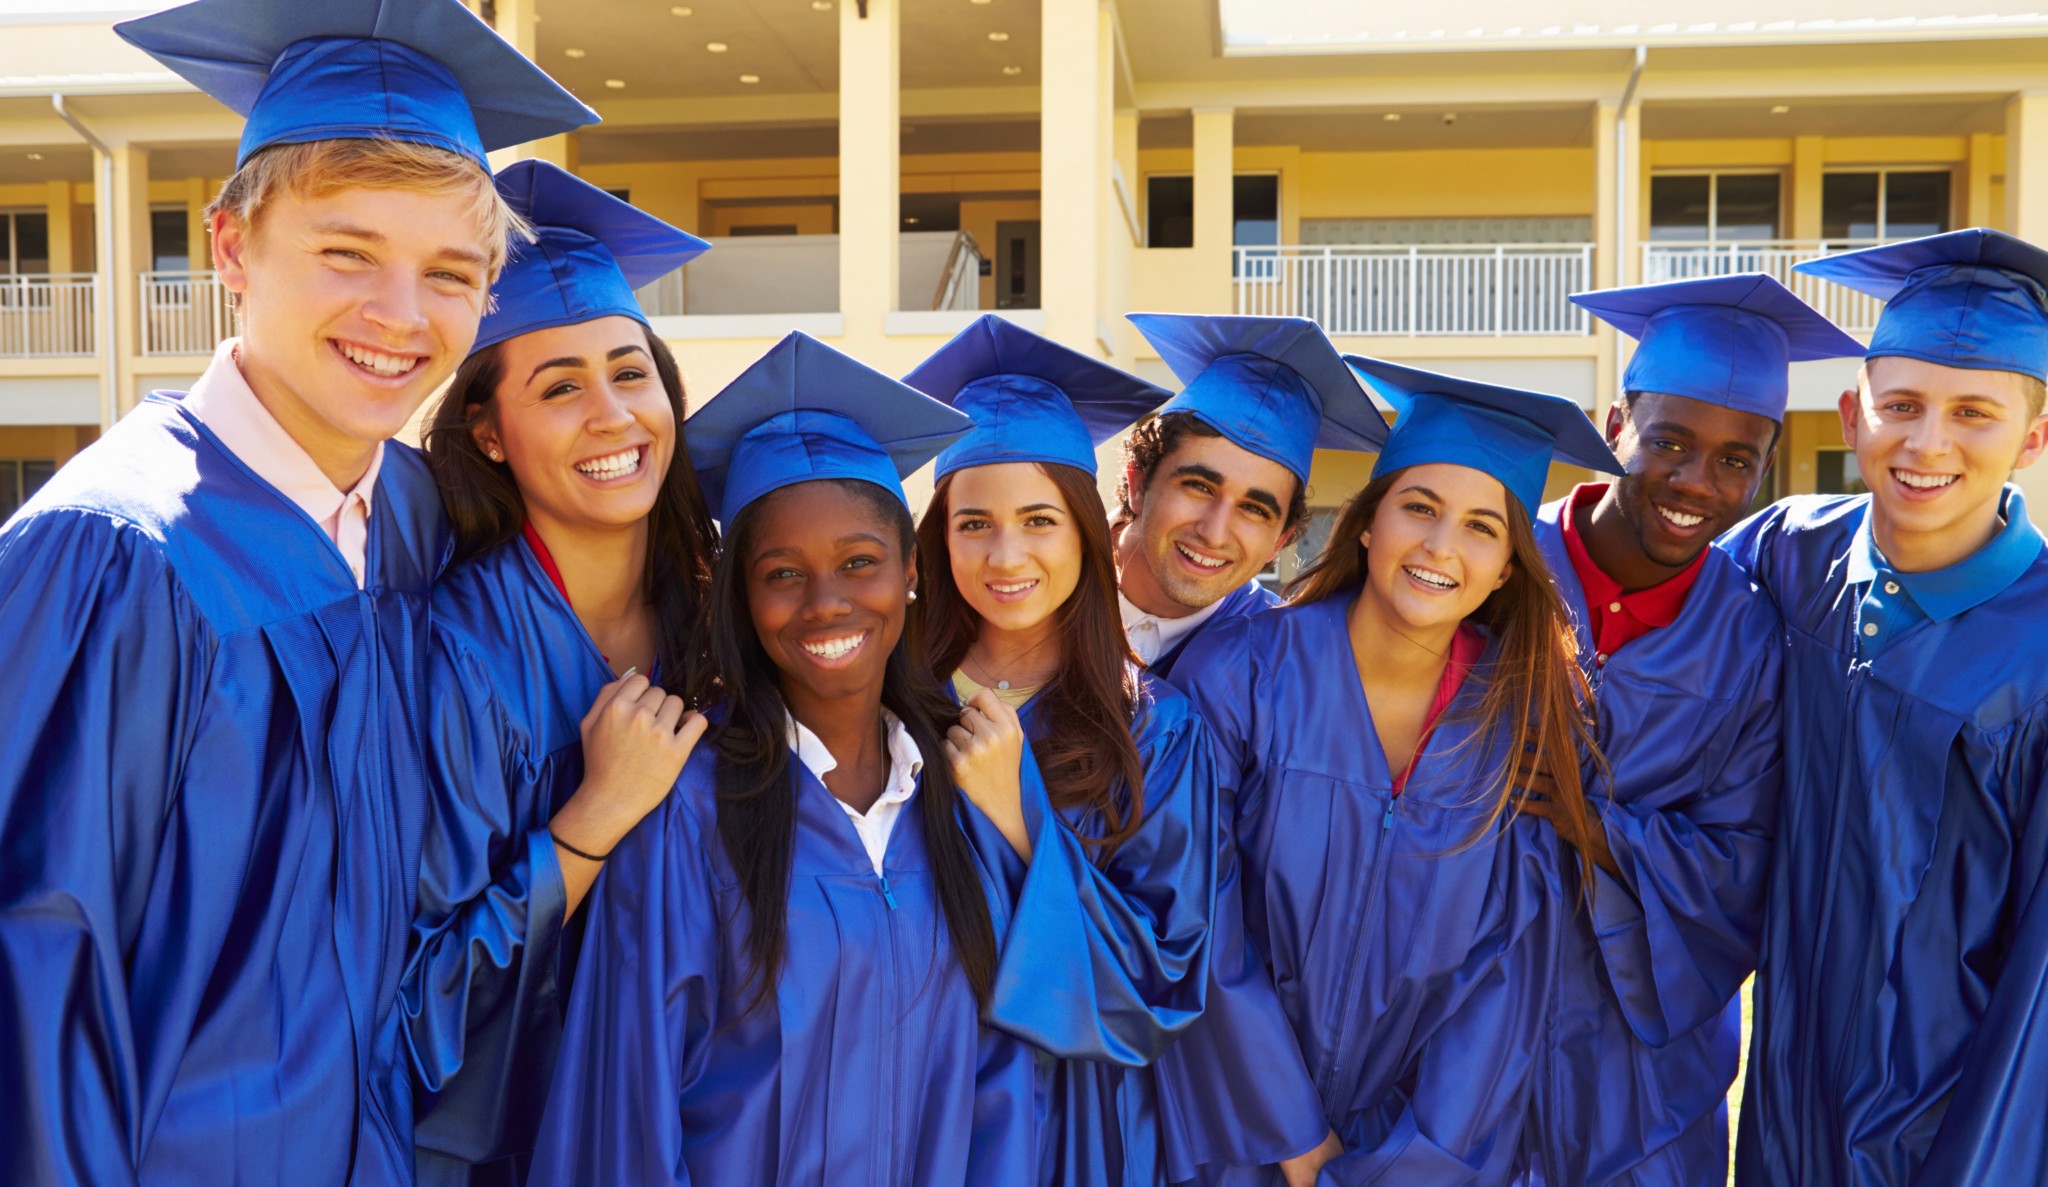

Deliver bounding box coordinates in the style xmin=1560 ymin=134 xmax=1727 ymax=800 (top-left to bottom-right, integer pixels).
xmin=1344 ymin=355 xmax=1623 ymax=515
xmin=903 ymin=314 xmax=1170 ymax=480
xmin=473 ymin=162 xmax=709 ymax=353
xmin=115 ymin=0 xmax=598 ymax=171
xmin=687 ymin=333 xmax=973 ymax=525
xmin=1571 ymin=273 xmax=1866 ymax=421
xmin=1127 ymin=313 xmax=1389 ymax=481
xmin=1794 ymin=227 xmax=2048 ymax=382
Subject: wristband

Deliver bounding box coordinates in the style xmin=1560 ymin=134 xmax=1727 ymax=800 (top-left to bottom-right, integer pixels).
xmin=550 ymin=828 xmax=610 ymax=863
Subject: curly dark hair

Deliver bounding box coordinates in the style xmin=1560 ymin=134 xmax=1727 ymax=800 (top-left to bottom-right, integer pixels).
xmin=1113 ymin=411 xmax=1311 ymax=537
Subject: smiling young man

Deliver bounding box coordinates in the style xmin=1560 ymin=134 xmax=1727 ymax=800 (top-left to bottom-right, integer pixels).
xmin=0 ymin=1 xmax=593 ymax=1184
xmin=1512 ymin=275 xmax=1863 ymax=1187
xmin=1116 ymin=314 xmax=1389 ymax=678
xmin=1719 ymin=229 xmax=2048 ymax=1187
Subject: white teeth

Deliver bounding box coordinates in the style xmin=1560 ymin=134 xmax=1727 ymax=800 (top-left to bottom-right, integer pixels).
xmin=1404 ymin=565 xmax=1457 ymax=590
xmin=1657 ymin=506 xmax=1706 ymax=528
xmin=576 ymin=447 xmax=642 ymax=480
xmin=1894 ymin=470 xmax=1958 ymax=490
xmin=802 ymin=632 xmax=867 ymax=660
xmin=1176 ymin=543 xmax=1228 ymax=569
xmin=989 ymin=580 xmax=1036 ymax=594
xmin=337 ymin=341 xmax=419 ymax=377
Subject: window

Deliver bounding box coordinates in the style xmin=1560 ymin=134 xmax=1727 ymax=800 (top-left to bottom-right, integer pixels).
xmin=1649 ymin=173 xmax=1781 ymax=242
xmin=151 ymin=208 xmax=190 ymax=272
xmin=1814 ymin=448 xmax=1868 ymax=497
xmin=1146 ymin=173 xmax=1283 ymax=250
xmin=1146 ymin=176 xmax=1194 ymax=248
xmin=0 ymin=211 xmax=50 ymax=274
xmin=1822 ymin=170 xmax=1951 ymax=242
xmin=0 ymin=458 xmax=55 ymax=523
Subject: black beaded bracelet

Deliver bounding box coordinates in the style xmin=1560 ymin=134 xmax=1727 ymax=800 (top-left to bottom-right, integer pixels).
xmin=550 ymin=829 xmax=610 ymax=863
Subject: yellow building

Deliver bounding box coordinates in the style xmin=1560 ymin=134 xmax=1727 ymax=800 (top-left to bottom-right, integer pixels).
xmin=3 ymin=0 xmax=2047 ymax=544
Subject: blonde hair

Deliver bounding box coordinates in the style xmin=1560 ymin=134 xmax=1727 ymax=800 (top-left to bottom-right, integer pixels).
xmin=205 ymin=137 xmax=530 ymax=277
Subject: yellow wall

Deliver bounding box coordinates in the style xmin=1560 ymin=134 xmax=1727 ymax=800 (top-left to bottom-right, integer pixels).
xmin=0 ymin=424 xmax=96 ymax=462
xmin=708 ymin=203 xmax=836 ymax=235
xmin=1295 ymin=147 xmax=1595 ymax=220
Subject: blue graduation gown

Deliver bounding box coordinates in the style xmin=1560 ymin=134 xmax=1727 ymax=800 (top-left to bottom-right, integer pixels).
xmin=1158 ymin=594 xmax=1561 ymax=1186
xmin=969 ymin=672 xmax=1222 ymax=1186
xmin=1147 ymin=579 xmax=1280 ymax=682
xmin=0 ymin=394 xmax=450 ymax=1186
xmin=1720 ymin=491 xmax=2048 ymax=1186
xmin=1523 ymin=499 xmax=1782 ymax=1187
xmin=527 ymin=746 xmax=1041 ymax=1186
xmin=406 ymin=538 xmax=617 ymax=1184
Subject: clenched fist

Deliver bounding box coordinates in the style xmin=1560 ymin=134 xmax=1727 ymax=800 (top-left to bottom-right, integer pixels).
xmin=944 ymin=689 xmax=1032 ymax=860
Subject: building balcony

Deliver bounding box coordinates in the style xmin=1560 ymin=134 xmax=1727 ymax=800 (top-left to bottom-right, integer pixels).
xmin=1232 ymin=244 xmax=1595 ymax=338
xmin=140 ymin=270 xmax=234 ymax=357
xmin=632 ymin=229 xmax=985 ymax=326
xmin=0 ymin=274 xmax=98 ymax=358
xmin=1641 ymin=240 xmax=1890 ymax=333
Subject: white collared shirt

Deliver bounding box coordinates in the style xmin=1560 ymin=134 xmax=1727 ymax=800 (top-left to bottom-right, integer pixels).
xmin=1119 ymin=590 xmax=1226 ymax=666
xmin=182 ymin=338 xmax=382 ymax=587
xmin=788 ymin=710 xmax=924 ymax=877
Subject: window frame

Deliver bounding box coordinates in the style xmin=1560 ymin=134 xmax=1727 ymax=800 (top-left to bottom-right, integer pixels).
xmin=1647 ymin=169 xmax=1786 ymax=243
xmin=1819 ymin=167 xmax=1956 ymax=243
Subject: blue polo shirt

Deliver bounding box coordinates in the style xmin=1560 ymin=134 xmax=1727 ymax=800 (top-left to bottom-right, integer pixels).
xmin=1849 ymin=486 xmax=2045 ymax=660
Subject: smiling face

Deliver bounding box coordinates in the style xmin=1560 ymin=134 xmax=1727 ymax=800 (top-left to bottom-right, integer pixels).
xmin=473 ymin=316 xmax=674 ymax=536
xmin=1121 ymin=432 xmax=1300 ymax=614
xmin=744 ymin=480 xmax=917 ymax=708
xmin=1843 ymin=356 xmax=2048 ymax=566
xmin=1608 ymin=390 xmax=1779 ymax=568
xmin=945 ymin=461 xmax=1084 ymax=640
xmin=1358 ymin=462 xmax=1515 ymax=633
xmin=215 ymin=183 xmax=495 ymax=479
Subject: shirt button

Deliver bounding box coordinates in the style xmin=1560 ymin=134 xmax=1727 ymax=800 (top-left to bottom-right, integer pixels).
xmin=1884 ymin=581 xmax=1900 ymax=595
xmin=1596 ymin=652 xmax=1608 ymax=666
xmin=1608 ymin=602 xmax=1623 ymax=613
xmin=1863 ymin=622 xmax=1880 ymax=637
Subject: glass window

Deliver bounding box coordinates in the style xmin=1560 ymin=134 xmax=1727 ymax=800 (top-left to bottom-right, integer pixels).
xmin=13 ymin=213 xmax=48 ymax=274
xmin=1814 ymin=448 xmax=1868 ymax=496
xmin=0 ymin=459 xmax=55 ymax=523
xmin=1233 ymin=175 xmax=1279 ymax=248
xmin=1146 ymin=176 xmax=1194 ymax=248
xmin=1649 ymin=175 xmax=1711 ymax=241
xmin=1824 ymin=171 xmax=1951 ymax=241
xmin=1714 ymin=174 xmax=1781 ymax=241
xmin=1884 ymin=172 xmax=1951 ymax=240
xmin=151 ymin=209 xmax=190 ymax=272
xmin=1822 ymin=173 xmax=1881 ymax=240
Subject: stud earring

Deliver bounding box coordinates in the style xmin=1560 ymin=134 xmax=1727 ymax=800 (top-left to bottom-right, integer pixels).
xmin=907 ymin=590 xmax=918 ymax=603
xmin=487 ymin=448 xmax=503 ymax=462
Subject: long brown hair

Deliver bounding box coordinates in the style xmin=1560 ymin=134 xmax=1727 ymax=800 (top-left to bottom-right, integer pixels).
xmin=422 ymin=323 xmax=720 ymax=704
xmin=1289 ymin=469 xmax=1608 ymax=885
xmin=918 ymin=463 xmax=1147 ymax=853
xmin=711 ymin=479 xmax=998 ymax=1014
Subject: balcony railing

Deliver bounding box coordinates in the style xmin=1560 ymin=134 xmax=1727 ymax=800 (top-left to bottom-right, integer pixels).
xmin=141 ymin=270 xmax=235 ymax=356
xmin=636 ymin=230 xmax=987 ymax=318
xmin=1233 ymin=244 xmax=1594 ymax=336
xmin=1641 ymin=240 xmax=1891 ymax=333
xmin=0 ymin=273 xmax=96 ymax=357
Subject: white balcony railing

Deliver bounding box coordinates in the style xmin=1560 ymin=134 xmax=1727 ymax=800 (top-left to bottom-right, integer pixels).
xmin=141 ymin=270 xmax=236 ymax=356
xmin=636 ymin=230 xmax=987 ymax=319
xmin=1233 ymin=244 xmax=1594 ymax=336
xmin=0 ymin=273 xmax=96 ymax=357
xmin=1641 ymin=240 xmax=1890 ymax=333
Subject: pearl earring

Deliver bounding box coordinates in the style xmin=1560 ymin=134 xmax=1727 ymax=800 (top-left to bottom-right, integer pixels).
xmin=907 ymin=590 xmax=918 ymax=603
xmin=487 ymin=448 xmax=503 ymax=462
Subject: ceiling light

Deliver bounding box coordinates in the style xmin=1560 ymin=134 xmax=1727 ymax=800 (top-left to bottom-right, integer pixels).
xmin=26 ymin=152 xmax=42 ymax=160
xmin=604 ymin=78 xmax=627 ymax=89
xmin=670 ymin=5 xmax=693 ymax=14
xmin=739 ymin=74 xmax=760 ymax=84
xmin=971 ymin=0 xmax=993 ymax=5
xmin=987 ymin=30 xmax=1009 ymax=40
xmin=1770 ymin=104 xmax=1791 ymax=114
xmin=905 ymin=217 xmax=921 ymax=225
xmin=706 ymin=41 xmax=728 ymax=52
xmin=1001 ymin=65 xmax=1022 ymax=75
xmin=811 ymin=0 xmax=832 ymax=8
xmin=1383 ymin=112 xmax=1400 ymax=121
xmin=564 ymin=47 xmax=586 ymax=58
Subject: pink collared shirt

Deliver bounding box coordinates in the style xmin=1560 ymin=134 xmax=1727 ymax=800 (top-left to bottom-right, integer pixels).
xmin=182 ymin=338 xmax=383 ymax=587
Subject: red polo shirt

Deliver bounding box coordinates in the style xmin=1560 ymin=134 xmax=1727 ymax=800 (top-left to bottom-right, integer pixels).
xmin=1558 ymin=483 xmax=1706 ymax=667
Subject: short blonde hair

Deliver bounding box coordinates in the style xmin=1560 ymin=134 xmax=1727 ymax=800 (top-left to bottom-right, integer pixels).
xmin=205 ymin=137 xmax=530 ymax=277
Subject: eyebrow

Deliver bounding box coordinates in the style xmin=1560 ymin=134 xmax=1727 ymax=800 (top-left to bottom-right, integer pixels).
xmin=1175 ymin=462 xmax=1283 ymax=516
xmin=309 ymin=219 xmax=491 ymax=270
xmin=1398 ymin=483 xmax=1505 ymax=522
xmin=526 ymin=344 xmax=653 ymax=385
xmin=1644 ymin=419 xmax=1763 ymax=458
xmin=751 ymin=532 xmax=889 ymax=563
xmin=952 ymin=502 xmax=1062 ymax=517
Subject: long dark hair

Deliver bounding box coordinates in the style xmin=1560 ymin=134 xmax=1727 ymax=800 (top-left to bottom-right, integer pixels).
xmin=422 ymin=323 xmax=720 ymax=704
xmin=917 ymin=463 xmax=1147 ymax=853
xmin=1288 ymin=469 xmax=1608 ymax=886
xmin=710 ymin=478 xmax=999 ymax=1013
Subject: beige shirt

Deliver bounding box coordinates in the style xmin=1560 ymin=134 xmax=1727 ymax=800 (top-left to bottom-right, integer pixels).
xmin=1118 ymin=590 xmax=1225 ymax=666
xmin=181 ymin=338 xmax=383 ymax=587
